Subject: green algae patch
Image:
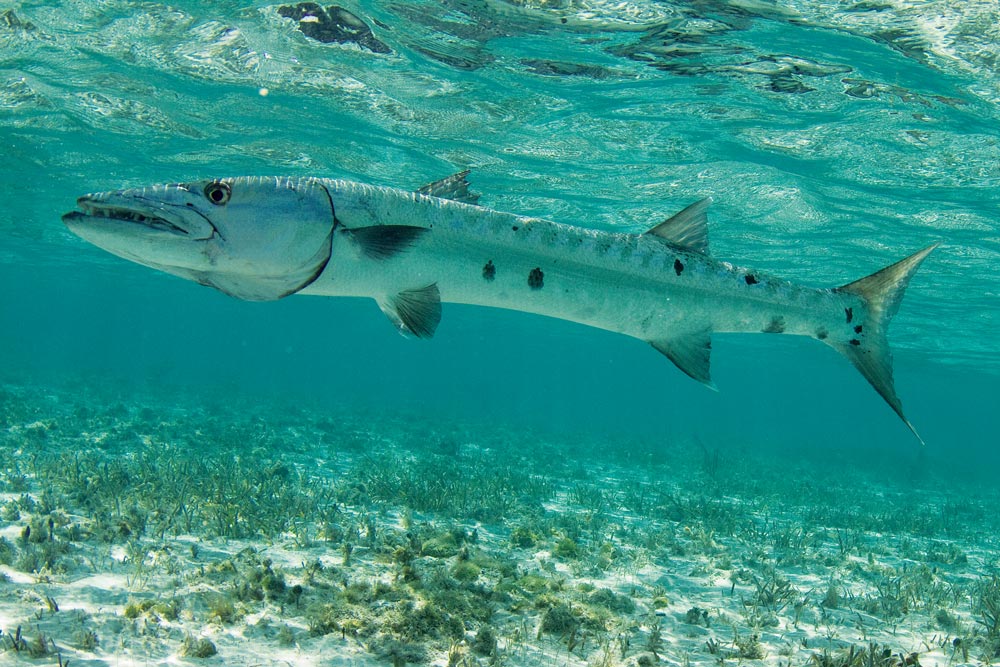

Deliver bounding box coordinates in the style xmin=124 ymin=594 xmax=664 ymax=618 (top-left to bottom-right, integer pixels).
xmin=510 ymin=525 xmax=540 ymax=547
xmin=421 ymin=530 xmax=462 ymax=558
xmin=588 ymin=587 xmax=636 ymax=614
xmin=553 ymin=536 xmax=580 ymax=559
xmin=179 ymin=635 xmax=217 ymax=658
xmin=451 ymin=559 xmax=481 ymax=582
xmin=518 ymin=573 xmax=551 ymax=594
xmin=540 ymin=602 xmax=580 ymax=635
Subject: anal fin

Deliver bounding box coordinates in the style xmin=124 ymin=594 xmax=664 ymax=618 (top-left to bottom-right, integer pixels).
xmin=649 ymin=329 xmax=715 ymax=389
xmin=379 ymin=283 xmax=442 ymax=339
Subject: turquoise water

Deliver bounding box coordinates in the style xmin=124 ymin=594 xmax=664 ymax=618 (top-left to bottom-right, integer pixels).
xmin=1 ymin=0 xmax=998 ymax=457
xmin=4 ymin=4 xmax=1000 ymax=665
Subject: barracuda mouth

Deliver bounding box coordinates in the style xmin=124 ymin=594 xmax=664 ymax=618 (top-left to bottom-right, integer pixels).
xmin=63 ymin=203 xmax=190 ymax=235
xmin=64 ymin=189 xmax=229 ymax=239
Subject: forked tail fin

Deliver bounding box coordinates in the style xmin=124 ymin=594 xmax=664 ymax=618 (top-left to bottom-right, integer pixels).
xmin=834 ymin=243 xmax=939 ymax=444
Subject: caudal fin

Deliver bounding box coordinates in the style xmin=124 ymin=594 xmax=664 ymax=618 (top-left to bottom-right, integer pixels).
xmin=834 ymin=243 xmax=938 ymax=444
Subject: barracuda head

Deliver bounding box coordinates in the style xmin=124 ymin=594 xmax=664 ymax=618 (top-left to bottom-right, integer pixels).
xmin=62 ymin=177 xmax=335 ymax=301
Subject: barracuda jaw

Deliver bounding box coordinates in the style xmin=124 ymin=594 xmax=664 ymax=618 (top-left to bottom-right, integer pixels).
xmin=74 ymin=203 xmax=188 ymax=235
xmin=61 ymin=188 xmax=221 ymax=278
xmin=63 ymin=191 xmax=216 ymax=240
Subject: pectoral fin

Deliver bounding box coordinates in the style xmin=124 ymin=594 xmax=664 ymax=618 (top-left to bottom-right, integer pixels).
xmin=344 ymin=225 xmax=429 ymax=260
xmin=649 ymin=329 xmax=715 ymax=389
xmin=378 ymin=283 xmax=442 ymax=339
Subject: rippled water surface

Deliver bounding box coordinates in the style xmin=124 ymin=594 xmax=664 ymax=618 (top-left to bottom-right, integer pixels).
xmin=1 ymin=0 xmax=997 ymax=449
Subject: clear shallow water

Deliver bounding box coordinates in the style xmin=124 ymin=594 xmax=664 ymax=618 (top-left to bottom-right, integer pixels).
xmin=2 ymin=5 xmax=1000 ymax=664
xmin=1 ymin=0 xmax=998 ymax=451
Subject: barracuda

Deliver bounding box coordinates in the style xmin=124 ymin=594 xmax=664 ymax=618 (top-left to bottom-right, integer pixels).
xmin=62 ymin=173 xmax=937 ymax=442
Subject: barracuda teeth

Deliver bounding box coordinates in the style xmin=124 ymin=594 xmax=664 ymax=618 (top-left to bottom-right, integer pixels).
xmin=85 ymin=204 xmax=183 ymax=233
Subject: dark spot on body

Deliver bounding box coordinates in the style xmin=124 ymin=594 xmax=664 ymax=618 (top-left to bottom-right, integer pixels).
xmin=482 ymin=260 xmax=496 ymax=281
xmin=528 ymin=267 xmax=544 ymax=290
xmin=673 ymin=259 xmax=684 ymax=276
xmin=850 ymin=338 xmax=861 ymax=346
xmin=762 ymin=316 xmax=785 ymax=333
xmin=854 ymin=324 xmax=863 ymax=333
xmin=744 ymin=274 xmax=758 ymax=285
xmin=512 ymin=226 xmax=519 ymax=232
xmin=845 ymin=307 xmax=853 ymax=323
xmin=815 ymin=328 xmax=828 ymax=340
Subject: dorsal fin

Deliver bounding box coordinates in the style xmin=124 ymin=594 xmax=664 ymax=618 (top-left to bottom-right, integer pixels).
xmin=378 ymin=283 xmax=442 ymax=339
xmin=644 ymin=197 xmax=712 ymax=254
xmin=417 ymin=170 xmax=480 ymax=205
xmin=649 ymin=328 xmax=716 ymax=389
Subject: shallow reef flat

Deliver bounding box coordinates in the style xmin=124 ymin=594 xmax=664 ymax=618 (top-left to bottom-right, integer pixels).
xmin=1 ymin=379 xmax=999 ymax=667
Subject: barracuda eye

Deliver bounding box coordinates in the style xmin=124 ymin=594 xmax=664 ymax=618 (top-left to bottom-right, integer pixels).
xmin=204 ymin=182 xmax=231 ymax=206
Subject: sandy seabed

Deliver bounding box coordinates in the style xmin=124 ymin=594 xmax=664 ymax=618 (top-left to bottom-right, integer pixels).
xmin=1 ymin=379 xmax=998 ymax=667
